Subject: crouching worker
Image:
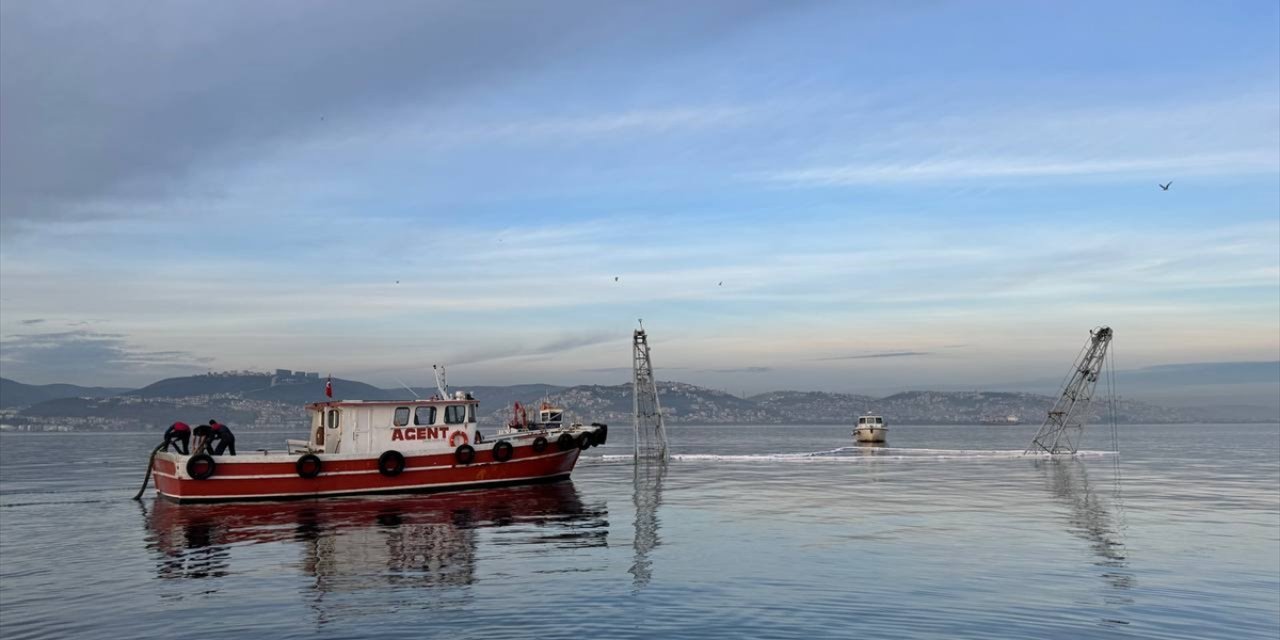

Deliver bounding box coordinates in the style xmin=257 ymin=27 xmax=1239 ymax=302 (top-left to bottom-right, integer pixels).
xmin=163 ymin=421 xmax=191 ymax=455
xmin=208 ymin=419 xmax=236 ymax=456
xmin=191 ymin=423 xmax=211 ymax=453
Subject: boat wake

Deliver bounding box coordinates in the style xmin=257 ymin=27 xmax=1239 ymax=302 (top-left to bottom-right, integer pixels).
xmin=1 ymin=498 xmax=120 ymax=508
xmin=592 ymin=447 xmax=1117 ymax=464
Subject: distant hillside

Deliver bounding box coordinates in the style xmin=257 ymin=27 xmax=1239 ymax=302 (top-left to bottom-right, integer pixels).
xmin=3 ymin=370 xmax=1263 ymax=432
xmin=126 ymin=373 xmax=270 ymax=398
xmin=126 ymin=372 xmax=397 ymax=404
xmin=982 ymin=361 xmax=1280 ymax=411
xmin=7 ymin=372 xmax=398 ymax=430
xmin=509 ymin=381 xmax=773 ymax=426
xmin=0 ymin=377 xmax=132 ymax=409
xmin=417 ymin=384 xmax=567 ymax=414
xmin=19 ymin=396 xmax=258 ymax=428
xmin=750 ymin=391 xmax=879 ymax=423
xmin=865 ymin=391 xmax=1198 ymax=425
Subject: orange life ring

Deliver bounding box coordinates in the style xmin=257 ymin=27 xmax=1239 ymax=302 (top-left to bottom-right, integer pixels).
xmin=449 ymin=430 xmax=469 ymax=447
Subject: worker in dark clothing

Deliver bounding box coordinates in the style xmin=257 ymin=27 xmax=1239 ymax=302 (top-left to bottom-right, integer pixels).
xmin=163 ymin=421 xmax=191 ymax=455
xmin=207 ymin=419 xmax=236 ymax=456
xmin=191 ymin=423 xmax=212 ymax=454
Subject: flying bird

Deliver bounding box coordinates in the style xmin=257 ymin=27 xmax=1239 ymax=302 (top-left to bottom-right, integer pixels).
xmin=1159 ymin=182 xmax=1172 ymax=191
xmin=718 ymin=281 xmax=723 ymax=286
xmin=614 ymin=276 xmax=619 ymax=282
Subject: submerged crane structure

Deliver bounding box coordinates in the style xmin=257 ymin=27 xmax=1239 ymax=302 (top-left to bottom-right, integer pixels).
xmin=632 ymin=322 xmax=670 ymax=460
xmin=1026 ymin=326 xmax=1115 ymax=455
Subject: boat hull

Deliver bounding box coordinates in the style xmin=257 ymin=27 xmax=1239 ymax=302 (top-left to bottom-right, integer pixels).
xmin=853 ymin=426 xmax=887 ymax=443
xmin=152 ymin=443 xmax=583 ymax=503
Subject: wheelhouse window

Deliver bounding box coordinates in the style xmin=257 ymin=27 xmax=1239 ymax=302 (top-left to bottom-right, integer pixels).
xmin=467 ymin=404 xmax=476 ymax=423
xmin=415 ymin=406 xmax=436 ymax=425
xmin=444 ymin=405 xmax=467 ymax=424
xmin=327 ymin=410 xmax=340 ymax=429
xmin=394 ymin=407 xmax=410 ymax=427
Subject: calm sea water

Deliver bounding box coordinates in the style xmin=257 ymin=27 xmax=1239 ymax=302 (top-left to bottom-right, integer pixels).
xmin=1 ymin=424 xmax=1277 ymax=639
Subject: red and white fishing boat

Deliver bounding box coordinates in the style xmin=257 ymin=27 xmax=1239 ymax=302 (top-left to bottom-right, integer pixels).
xmin=149 ymin=387 xmax=607 ymax=503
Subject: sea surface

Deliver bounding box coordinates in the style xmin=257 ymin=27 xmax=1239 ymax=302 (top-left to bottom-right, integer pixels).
xmin=1 ymin=423 xmax=1277 ymax=639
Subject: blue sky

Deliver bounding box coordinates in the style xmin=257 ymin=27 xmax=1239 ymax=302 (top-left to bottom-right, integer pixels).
xmin=1 ymin=1 xmax=1277 ymax=394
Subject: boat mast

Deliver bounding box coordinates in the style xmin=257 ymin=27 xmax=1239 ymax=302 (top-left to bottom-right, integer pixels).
xmin=1026 ymin=326 xmax=1114 ymax=455
xmin=432 ymin=364 xmax=449 ymax=398
xmin=632 ymin=321 xmax=669 ymax=460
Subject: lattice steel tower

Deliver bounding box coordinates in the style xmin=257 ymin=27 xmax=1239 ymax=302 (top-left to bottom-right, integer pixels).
xmin=632 ymin=323 xmax=670 ymax=460
xmin=1027 ymin=326 xmax=1114 ymax=455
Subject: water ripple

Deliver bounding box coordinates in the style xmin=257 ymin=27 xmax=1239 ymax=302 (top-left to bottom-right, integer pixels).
xmin=0 ymin=425 xmax=1276 ymax=639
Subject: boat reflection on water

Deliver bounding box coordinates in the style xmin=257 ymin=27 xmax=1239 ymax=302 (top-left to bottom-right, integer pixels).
xmin=144 ymin=481 xmax=608 ymax=596
xmin=629 ymin=458 xmax=668 ymax=589
xmin=148 ymin=510 xmax=233 ymax=581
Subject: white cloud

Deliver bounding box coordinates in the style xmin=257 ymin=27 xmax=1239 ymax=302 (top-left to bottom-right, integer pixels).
xmin=443 ymin=106 xmax=757 ymax=143
xmin=297 ymin=104 xmax=758 ymax=156
xmin=755 ymin=93 xmax=1280 ymax=186
xmin=760 ymin=151 xmax=1278 ymax=186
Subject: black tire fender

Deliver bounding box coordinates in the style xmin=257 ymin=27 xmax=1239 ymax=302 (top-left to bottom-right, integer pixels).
xmin=492 ymin=440 xmax=513 ymax=462
xmin=532 ymin=436 xmax=549 ymax=453
xmin=186 ymin=454 xmax=216 ymax=480
xmin=556 ymin=433 xmax=575 ymax=452
xmin=296 ymin=454 xmax=322 ymax=479
xmin=378 ymin=450 xmax=406 ymax=477
xmin=576 ymin=433 xmax=592 ymax=450
xmin=590 ymin=423 xmax=608 ymax=446
xmin=455 ymin=444 xmax=476 ymax=465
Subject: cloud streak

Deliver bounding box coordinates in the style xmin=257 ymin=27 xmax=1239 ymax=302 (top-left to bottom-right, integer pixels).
xmin=0 ymin=330 xmax=213 ymax=385
xmin=760 ymin=151 xmax=1278 ymax=187
xmin=815 ymin=352 xmax=932 ymax=361
xmin=391 ymin=106 xmax=758 ymax=149
xmin=0 ymin=1 xmax=792 ymax=231
xmin=753 ymin=92 xmax=1279 ymax=188
xmin=579 ymin=366 xmax=690 ymax=374
xmin=450 ymin=332 xmax=620 ymax=366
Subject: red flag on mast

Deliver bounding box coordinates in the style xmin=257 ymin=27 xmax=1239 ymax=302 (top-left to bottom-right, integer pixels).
xmin=325 ymin=375 xmax=333 ymax=398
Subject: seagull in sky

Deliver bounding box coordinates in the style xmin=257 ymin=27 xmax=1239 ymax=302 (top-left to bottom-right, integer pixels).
xmin=614 ymin=276 xmax=619 ymax=282
xmin=1159 ymin=182 xmax=1172 ymax=191
xmin=718 ymin=281 xmax=723 ymax=286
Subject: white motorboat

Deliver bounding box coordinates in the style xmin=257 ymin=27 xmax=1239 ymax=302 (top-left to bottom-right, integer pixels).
xmin=853 ymin=414 xmax=887 ymax=444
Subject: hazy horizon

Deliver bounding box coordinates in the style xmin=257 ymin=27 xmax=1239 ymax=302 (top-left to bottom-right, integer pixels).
xmin=2 ymin=2 xmax=1277 ymax=402
xmin=4 ymin=359 xmax=1278 ymax=411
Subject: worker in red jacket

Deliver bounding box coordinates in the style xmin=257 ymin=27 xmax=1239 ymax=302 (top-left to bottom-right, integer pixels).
xmin=163 ymin=421 xmax=191 ymax=455
xmin=207 ymin=419 xmax=237 ymax=456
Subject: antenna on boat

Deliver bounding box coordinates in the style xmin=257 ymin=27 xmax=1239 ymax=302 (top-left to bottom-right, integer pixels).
xmin=632 ymin=321 xmax=670 ymax=461
xmin=393 ymin=376 xmax=420 ymax=399
xmin=432 ymin=364 xmax=448 ymax=398
xmin=1026 ymin=326 xmax=1114 ymax=455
